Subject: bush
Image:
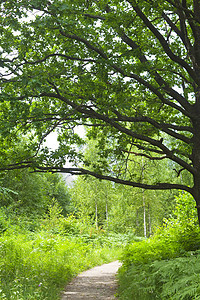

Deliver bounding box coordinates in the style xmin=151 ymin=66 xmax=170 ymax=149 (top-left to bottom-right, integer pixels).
xmin=118 ymin=252 xmax=200 ymax=300
xmin=118 ymin=192 xmax=200 ymax=300
xmin=0 ymin=230 xmax=122 ymax=300
xmin=0 ymin=203 xmax=127 ymax=300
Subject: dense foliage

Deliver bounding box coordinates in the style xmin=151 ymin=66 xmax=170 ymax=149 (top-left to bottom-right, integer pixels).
xmin=0 ymin=205 xmax=126 ymax=300
xmin=118 ymin=192 xmax=200 ymax=299
xmin=70 ymin=138 xmax=179 ymax=236
xmin=71 ymin=174 xmax=176 ymax=236
xmin=0 ymin=170 xmax=71 ymax=216
xmin=1 ymin=0 xmax=200 ymax=222
xmin=1 ymin=1 xmax=200 ymax=298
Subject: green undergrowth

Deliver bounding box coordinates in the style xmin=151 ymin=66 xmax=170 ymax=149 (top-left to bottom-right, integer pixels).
xmin=118 ymin=193 xmax=200 ymax=300
xmin=0 ymin=204 xmax=134 ymax=300
xmin=118 ymin=252 xmax=200 ymax=300
xmin=0 ymin=231 xmax=122 ymax=300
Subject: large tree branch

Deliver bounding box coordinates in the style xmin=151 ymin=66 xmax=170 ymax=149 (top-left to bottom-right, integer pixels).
xmin=116 ymin=28 xmax=192 ymax=112
xmin=160 ymin=123 xmax=193 ymax=133
xmin=33 ymin=166 xmax=193 ymax=194
xmin=83 ymin=13 xmax=106 ymax=20
xmin=162 ymin=11 xmax=193 ymax=53
xmin=131 ymin=142 xmax=190 ymax=160
xmin=7 ymin=91 xmax=193 ymax=169
xmin=128 ymin=73 xmax=192 ymax=117
xmin=180 ymin=0 xmax=199 ymax=40
xmin=0 ymin=162 xmax=193 ymax=194
xmin=21 ymin=18 xmax=193 ymax=117
xmin=38 ymin=91 xmax=196 ymax=175
xmin=112 ymin=110 xmax=192 ymax=143
xmin=127 ymin=1 xmax=199 ymax=85
xmin=59 ymin=30 xmax=108 ymax=59
xmin=19 ymin=53 xmax=193 ymax=118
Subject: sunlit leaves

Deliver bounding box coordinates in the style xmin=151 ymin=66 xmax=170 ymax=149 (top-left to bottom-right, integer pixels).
xmin=0 ymin=0 xmax=198 ymax=196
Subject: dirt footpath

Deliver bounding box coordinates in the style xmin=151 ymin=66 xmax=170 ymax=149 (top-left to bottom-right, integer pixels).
xmin=61 ymin=261 xmax=122 ymax=299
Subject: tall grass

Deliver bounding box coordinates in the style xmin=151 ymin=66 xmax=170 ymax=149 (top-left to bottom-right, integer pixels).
xmin=0 ymin=203 xmax=127 ymax=300
xmin=0 ymin=230 xmax=123 ymax=300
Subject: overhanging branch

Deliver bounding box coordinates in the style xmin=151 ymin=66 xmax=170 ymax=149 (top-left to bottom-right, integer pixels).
xmin=34 ymin=166 xmax=193 ymax=194
xmin=38 ymin=91 xmax=196 ymax=176
xmin=0 ymin=162 xmax=192 ymax=194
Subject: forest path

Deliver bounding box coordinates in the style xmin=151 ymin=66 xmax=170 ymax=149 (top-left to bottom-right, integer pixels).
xmin=61 ymin=260 xmax=122 ymax=299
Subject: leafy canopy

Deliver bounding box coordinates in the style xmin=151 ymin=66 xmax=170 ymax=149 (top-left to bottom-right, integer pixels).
xmin=0 ymin=0 xmax=199 ymax=200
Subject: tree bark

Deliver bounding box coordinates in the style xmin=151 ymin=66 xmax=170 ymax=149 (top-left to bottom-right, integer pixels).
xmin=191 ymin=119 xmax=200 ymax=226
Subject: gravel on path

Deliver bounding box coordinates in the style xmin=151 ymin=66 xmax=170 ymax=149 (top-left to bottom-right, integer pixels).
xmin=61 ymin=261 xmax=122 ymax=299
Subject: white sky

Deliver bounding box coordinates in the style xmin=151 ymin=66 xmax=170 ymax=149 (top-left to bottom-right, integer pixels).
xmin=44 ymin=126 xmax=85 ymax=151
xmin=44 ymin=126 xmax=86 ymax=185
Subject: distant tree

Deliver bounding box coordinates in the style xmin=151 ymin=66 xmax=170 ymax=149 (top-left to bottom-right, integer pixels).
xmin=71 ymin=176 xmax=112 ymax=229
xmin=42 ymin=173 xmax=72 ymax=216
xmin=0 ymin=170 xmax=71 ymax=216
xmin=71 ymin=140 xmax=177 ymax=235
xmin=1 ymin=1 xmax=200 ymax=223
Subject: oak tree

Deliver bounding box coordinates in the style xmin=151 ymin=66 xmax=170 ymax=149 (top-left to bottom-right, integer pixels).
xmin=1 ymin=1 xmax=200 ymax=223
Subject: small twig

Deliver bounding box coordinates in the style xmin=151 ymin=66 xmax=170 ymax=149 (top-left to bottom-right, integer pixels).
xmin=121 ymin=149 xmax=167 ymax=160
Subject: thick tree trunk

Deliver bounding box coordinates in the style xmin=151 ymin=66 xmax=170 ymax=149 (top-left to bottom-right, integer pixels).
xmin=192 ymin=120 xmax=200 ymax=226
xmin=193 ymin=0 xmax=200 ymax=73
xmin=191 ymin=0 xmax=200 ymax=225
xmin=192 ymin=182 xmax=200 ymax=226
xmin=192 ymin=191 xmax=200 ymax=226
xmin=193 ymin=0 xmax=200 ymax=225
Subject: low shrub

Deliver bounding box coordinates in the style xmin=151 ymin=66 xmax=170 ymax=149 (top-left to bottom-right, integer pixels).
xmin=118 ymin=192 xmax=200 ymax=299
xmin=0 ymin=229 xmax=122 ymax=299
xmin=118 ymin=252 xmax=200 ymax=300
